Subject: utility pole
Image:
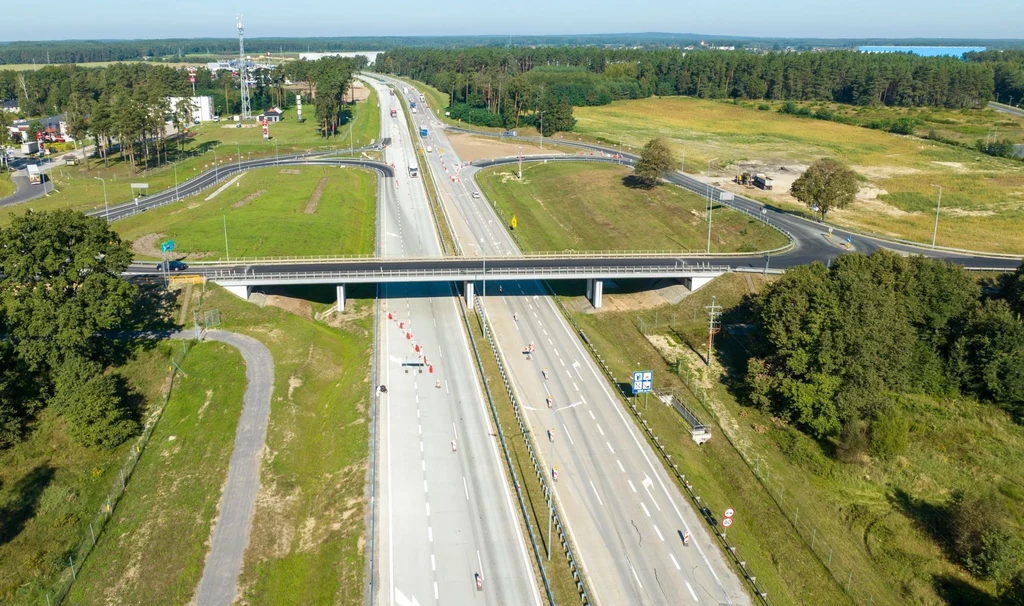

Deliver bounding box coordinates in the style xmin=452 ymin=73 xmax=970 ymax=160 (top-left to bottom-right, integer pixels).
xmin=539 ymin=111 xmax=544 ymax=151
xmin=706 ymin=158 xmax=718 ymax=254
xmin=930 ymin=184 xmax=942 ymax=249
xmin=93 ymin=176 xmax=108 ymax=220
xmin=705 ymin=296 xmax=722 ymax=369
xmin=223 ymin=214 xmax=230 ymax=261
xmin=518 ymin=145 xmax=523 ymax=179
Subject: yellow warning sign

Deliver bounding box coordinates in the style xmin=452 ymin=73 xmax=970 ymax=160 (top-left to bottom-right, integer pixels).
xmin=510 ymin=215 xmax=518 ymax=230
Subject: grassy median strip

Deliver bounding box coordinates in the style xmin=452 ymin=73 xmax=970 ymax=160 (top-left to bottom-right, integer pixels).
xmin=477 ymin=162 xmax=788 ymax=253
xmin=462 ymin=305 xmax=582 ymax=605
xmin=551 ymin=276 xmax=850 ymax=605
xmin=66 ymin=341 xmax=247 ymax=606
xmin=114 ymin=165 xmax=377 ymax=260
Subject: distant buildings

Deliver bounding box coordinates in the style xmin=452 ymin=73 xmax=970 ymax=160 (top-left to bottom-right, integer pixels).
xmin=258 ymin=107 xmax=283 ymax=123
xmin=169 ymin=96 xmax=217 ymax=122
xmin=2 ymin=99 xmax=19 ymax=114
xmin=299 ymin=51 xmax=382 ymax=64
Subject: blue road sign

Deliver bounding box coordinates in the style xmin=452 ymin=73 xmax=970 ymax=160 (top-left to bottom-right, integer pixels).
xmin=632 ymin=370 xmax=653 ymax=395
xmin=160 ymin=240 xmax=176 ymax=253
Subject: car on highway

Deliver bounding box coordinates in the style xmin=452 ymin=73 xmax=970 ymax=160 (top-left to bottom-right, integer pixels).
xmin=472 ymin=191 xmax=481 ymax=199
xmin=156 ymin=260 xmax=189 ymax=271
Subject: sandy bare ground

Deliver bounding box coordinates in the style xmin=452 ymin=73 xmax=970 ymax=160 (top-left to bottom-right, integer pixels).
xmin=279 ymin=169 xmax=302 ymax=175
xmin=304 ymin=177 xmax=329 ymax=214
xmin=233 ymin=189 xmax=266 ymax=208
xmin=448 ymin=134 xmax=564 ymax=163
xmin=131 ymin=232 xmax=167 ymax=258
xmin=348 ymin=80 xmax=370 ymax=102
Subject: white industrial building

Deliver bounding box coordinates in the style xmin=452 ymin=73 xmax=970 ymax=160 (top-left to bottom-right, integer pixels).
xmin=299 ymin=51 xmax=382 ymax=64
xmin=169 ymin=96 xmax=217 ymax=123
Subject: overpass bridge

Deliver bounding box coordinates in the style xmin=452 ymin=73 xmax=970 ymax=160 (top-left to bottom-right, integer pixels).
xmin=163 ymin=255 xmax=748 ymax=311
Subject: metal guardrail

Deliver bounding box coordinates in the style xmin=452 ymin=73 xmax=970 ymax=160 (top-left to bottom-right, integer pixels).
xmin=188 ymin=251 xmax=774 ymax=266
xmin=469 ymin=297 xmax=593 ymax=606
xmin=455 ymin=293 xmax=558 ymax=606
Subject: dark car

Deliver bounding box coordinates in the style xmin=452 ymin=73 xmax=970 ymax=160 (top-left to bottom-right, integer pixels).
xmin=156 ymin=260 xmax=189 ymax=271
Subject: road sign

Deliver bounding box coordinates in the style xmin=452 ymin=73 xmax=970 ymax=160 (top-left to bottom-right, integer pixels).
xmin=724 ymin=508 xmax=735 ymax=518
xmin=160 ymin=240 xmax=176 ymax=253
xmin=722 ymin=517 xmax=733 ymax=528
xmin=632 ymin=370 xmax=653 ymax=395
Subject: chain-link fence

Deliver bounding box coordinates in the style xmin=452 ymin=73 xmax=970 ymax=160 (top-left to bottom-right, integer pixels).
xmin=36 ymin=341 xmax=195 ymax=606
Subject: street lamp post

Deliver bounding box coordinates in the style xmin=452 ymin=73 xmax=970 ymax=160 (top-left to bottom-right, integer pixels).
xmin=539 ymin=111 xmax=544 ymax=151
xmin=706 ymin=158 xmax=719 ymax=254
xmin=93 ymin=176 xmax=108 ymax=220
xmin=518 ymin=145 xmax=523 ymax=179
xmin=235 ymin=142 xmax=241 ymax=173
xmin=930 ymin=184 xmax=942 ymax=249
xmin=213 ymin=147 xmax=219 ymax=182
xmin=169 ymin=161 xmax=178 ymax=201
xmin=274 ymin=139 xmax=279 ymax=165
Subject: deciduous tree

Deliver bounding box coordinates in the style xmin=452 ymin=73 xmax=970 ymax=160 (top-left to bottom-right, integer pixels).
xmin=790 ymin=157 xmax=860 ymax=221
xmin=632 ymin=138 xmax=676 ymax=188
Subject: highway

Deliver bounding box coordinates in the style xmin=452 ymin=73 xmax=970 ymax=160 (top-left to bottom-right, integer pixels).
xmin=386 ymin=75 xmax=753 ymax=605
xmin=363 ymin=77 xmax=541 ymax=606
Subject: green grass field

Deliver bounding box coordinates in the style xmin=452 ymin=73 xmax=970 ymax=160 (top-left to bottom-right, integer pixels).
xmin=66 ymin=342 xmax=246 ymax=606
xmin=566 ymin=97 xmax=1024 ymax=253
xmin=0 ymin=173 xmax=13 ymax=199
xmin=0 ymin=344 xmax=178 ymax=605
xmin=567 ymin=272 xmax=1024 ymax=604
xmin=2 ymin=86 xmax=378 ymax=224
xmin=114 ymin=165 xmax=376 ymax=260
xmin=476 ymin=162 xmax=789 ymax=253
xmin=190 ymin=284 xmax=373 ymax=605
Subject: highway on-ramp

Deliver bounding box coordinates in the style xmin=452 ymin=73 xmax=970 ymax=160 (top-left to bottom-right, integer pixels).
xmin=386 ymin=75 xmax=752 ymax=605
xmin=363 ymin=77 xmax=541 ymax=606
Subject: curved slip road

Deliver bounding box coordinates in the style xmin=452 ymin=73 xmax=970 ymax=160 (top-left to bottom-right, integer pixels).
xmin=191 ymin=330 xmax=275 ymax=606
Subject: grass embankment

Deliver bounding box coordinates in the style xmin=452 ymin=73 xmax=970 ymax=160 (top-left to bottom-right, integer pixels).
xmin=0 ymin=343 xmax=180 ymax=605
xmin=567 ymin=96 xmax=1024 ymax=253
xmin=564 ymin=271 xmax=1024 ymax=604
xmin=476 ymin=162 xmax=789 ymax=253
xmin=0 ymin=172 xmax=14 ymax=198
xmin=4 ymin=86 xmax=378 ymax=223
xmin=554 ymin=275 xmax=848 ymax=606
xmin=114 ymin=165 xmax=376 ymax=260
xmin=463 ymin=309 xmax=580 ymax=604
xmin=66 ymin=342 xmax=247 ymax=605
xmin=193 ymin=285 xmax=374 ymax=605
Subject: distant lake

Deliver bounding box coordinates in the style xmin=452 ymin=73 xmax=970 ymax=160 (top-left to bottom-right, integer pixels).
xmin=857 ymin=46 xmax=986 ymax=58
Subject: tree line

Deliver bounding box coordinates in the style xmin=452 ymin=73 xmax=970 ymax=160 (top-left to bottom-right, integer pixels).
xmin=0 ymin=211 xmax=140 ymax=451
xmin=375 ymin=47 xmax=1020 ymax=130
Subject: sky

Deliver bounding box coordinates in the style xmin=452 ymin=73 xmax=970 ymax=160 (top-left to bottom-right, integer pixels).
xmin=8 ymin=0 xmax=1024 ymax=41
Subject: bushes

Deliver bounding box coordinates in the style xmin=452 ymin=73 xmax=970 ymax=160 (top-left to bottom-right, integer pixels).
xmin=948 ymin=489 xmax=1024 ymax=585
xmin=869 ymin=410 xmax=909 ymax=460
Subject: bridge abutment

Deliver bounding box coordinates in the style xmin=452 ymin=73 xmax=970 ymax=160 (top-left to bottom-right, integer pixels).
xmin=336 ymin=284 xmax=346 ymax=312
xmin=683 ymin=275 xmax=718 ymax=291
xmin=465 ymin=281 xmax=475 ymax=309
xmin=587 ymin=278 xmax=604 ymax=309
xmin=222 ymin=283 xmax=252 ymax=300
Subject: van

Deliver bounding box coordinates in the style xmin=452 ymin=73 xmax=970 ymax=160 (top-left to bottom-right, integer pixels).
xmin=426 ymin=145 xmax=433 ymax=153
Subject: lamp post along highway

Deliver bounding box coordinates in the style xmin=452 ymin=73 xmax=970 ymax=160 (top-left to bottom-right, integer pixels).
xmin=706 ymin=157 xmax=719 ymax=254
xmin=931 ymin=184 xmax=942 ymax=249
xmin=223 ymin=214 xmax=230 ymax=261
xmin=235 ymin=142 xmax=241 ymax=173
xmin=93 ymin=176 xmax=108 ymax=220
xmin=169 ymin=161 xmax=178 ymax=202
xmin=213 ymin=147 xmax=219 ymax=182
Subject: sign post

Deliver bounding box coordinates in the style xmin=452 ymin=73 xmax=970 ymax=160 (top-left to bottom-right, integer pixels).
xmin=159 ymin=240 xmax=175 ymax=287
xmin=632 ymin=370 xmax=653 ymax=409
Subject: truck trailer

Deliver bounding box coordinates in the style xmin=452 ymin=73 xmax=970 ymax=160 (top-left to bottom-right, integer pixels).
xmin=420 ymin=127 xmax=428 ymax=137
xmin=27 ymin=164 xmax=42 ymax=184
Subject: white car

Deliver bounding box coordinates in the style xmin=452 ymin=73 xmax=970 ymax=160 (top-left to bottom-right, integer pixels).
xmin=472 ymin=192 xmax=481 ymax=199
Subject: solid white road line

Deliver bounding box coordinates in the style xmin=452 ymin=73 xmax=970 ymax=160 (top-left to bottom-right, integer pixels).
xmin=463 ymin=477 xmax=469 ymax=500
xmin=453 ymin=422 xmax=458 ymax=440
xmin=562 ymin=423 xmax=575 ymax=445
xmin=589 ymin=480 xmax=604 ymax=506
xmin=631 ymin=565 xmax=643 ymax=589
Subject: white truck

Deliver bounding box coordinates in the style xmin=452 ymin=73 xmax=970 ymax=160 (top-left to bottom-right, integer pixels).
xmin=409 ymin=163 xmax=419 ymax=178
xmin=27 ymin=164 xmax=42 ymax=184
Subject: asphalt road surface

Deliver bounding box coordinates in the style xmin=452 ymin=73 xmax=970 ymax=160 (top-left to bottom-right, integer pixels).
xmin=383 ymin=75 xmax=752 ymax=605
xmin=364 ymin=76 xmax=541 ymax=606
xmin=191 ymin=330 xmax=275 ymax=606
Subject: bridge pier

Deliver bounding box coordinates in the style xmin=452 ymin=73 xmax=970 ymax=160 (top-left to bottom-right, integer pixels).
xmin=465 ymin=281 xmax=475 ymax=309
xmin=336 ymin=284 xmax=346 ymax=313
xmin=223 ymin=283 xmax=252 ymax=301
xmin=683 ymin=275 xmax=718 ymax=291
xmin=587 ymin=278 xmax=603 ymax=309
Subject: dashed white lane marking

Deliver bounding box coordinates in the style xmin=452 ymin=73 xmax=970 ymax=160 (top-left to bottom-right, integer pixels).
xmin=421 ymin=461 xmax=425 ymax=471
xmin=418 ymin=424 xmax=422 ymax=434
xmin=686 ymin=581 xmax=699 ymax=602
xmin=445 ymin=380 xmax=450 ymax=394
xmin=640 ymin=502 xmax=651 ymax=517
xmin=453 ymin=423 xmax=458 ymax=440
xmin=573 ymin=382 xmax=579 ymax=391
xmin=415 ymin=394 xmax=419 ymax=403
xmin=420 ymin=441 xmax=424 ymax=452
xmin=428 ymin=527 xmax=433 ymax=541
xmin=589 ymin=410 xmax=596 ymax=420
xmin=631 ymin=564 xmax=643 ymax=589
xmin=562 ymin=423 xmax=575 ymax=445
xmin=425 ymin=502 xmax=430 ymax=516
xmin=431 ymin=554 xmax=436 ymax=571
xmin=596 ymin=423 xmax=604 ymax=436
xmin=423 ymin=480 xmax=428 ymax=493
xmin=607 ymin=442 xmax=615 ymax=454
xmin=463 ymin=477 xmax=469 ymax=500
xmin=628 ymin=480 xmax=637 ymax=492
xmin=434 ymin=581 xmax=439 ymax=600
xmin=653 ymin=524 xmax=664 ymax=541
xmin=616 ymin=459 xmax=625 ymax=472
xmin=543 ymin=329 xmax=548 ymax=336
xmin=589 ymin=480 xmax=604 ymax=506
xmin=670 ymin=553 xmax=681 ymax=570
xmin=547 ymin=338 xmax=553 ymax=345
xmin=559 ymin=358 xmax=565 ymax=367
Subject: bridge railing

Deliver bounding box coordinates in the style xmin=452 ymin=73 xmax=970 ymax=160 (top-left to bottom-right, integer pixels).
xmin=187 ymin=250 xmax=778 ymax=266
xmin=207 ymin=264 xmax=732 ymax=283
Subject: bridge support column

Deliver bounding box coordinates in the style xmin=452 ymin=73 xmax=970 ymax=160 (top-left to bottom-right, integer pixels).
xmin=591 ymin=279 xmax=603 ymax=309
xmin=465 ymin=281 xmax=475 ymax=309
xmin=586 ymin=278 xmax=594 ymax=300
xmin=336 ymin=284 xmax=346 ymax=313
xmin=223 ymin=284 xmax=251 ymax=301
xmin=683 ymin=275 xmax=718 ymax=292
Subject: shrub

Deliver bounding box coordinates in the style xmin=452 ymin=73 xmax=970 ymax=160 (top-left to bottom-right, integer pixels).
xmin=757 ymin=103 xmax=771 ymax=111
xmin=869 ymin=411 xmax=909 ymax=460
xmin=948 ymin=489 xmax=1024 ymax=584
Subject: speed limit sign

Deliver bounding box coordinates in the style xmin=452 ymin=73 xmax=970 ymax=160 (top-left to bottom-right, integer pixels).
xmin=722 ymin=517 xmax=733 ymax=528
xmin=724 ymin=508 xmax=735 ymax=518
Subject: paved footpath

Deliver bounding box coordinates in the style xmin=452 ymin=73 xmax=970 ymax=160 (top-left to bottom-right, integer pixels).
xmin=191 ymin=330 xmax=274 ymax=606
